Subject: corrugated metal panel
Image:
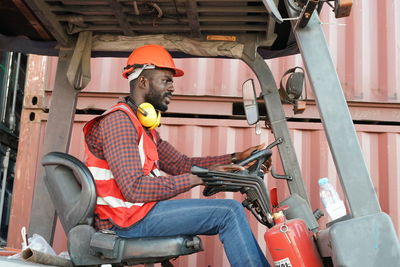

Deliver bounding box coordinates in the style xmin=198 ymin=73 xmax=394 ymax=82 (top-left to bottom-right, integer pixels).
xmin=39 ymin=116 xmax=399 ymax=267
xmin=319 ymin=0 xmax=400 ymax=102
xmin=7 ymin=72 xmax=400 ymax=259
xmin=44 ymin=0 xmax=400 ymax=103
xmin=263 ymin=0 xmax=400 ymax=103
xmin=45 ymin=56 xmax=256 ymax=97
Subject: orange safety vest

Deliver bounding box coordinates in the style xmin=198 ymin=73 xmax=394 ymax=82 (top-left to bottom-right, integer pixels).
xmin=83 ymin=102 xmax=160 ymax=228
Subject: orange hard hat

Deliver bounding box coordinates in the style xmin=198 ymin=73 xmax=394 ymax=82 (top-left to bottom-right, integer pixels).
xmin=122 ymin=44 xmax=184 ymax=79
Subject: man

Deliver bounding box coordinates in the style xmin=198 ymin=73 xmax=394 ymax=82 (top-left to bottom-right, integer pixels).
xmin=84 ymin=44 xmax=270 ymax=267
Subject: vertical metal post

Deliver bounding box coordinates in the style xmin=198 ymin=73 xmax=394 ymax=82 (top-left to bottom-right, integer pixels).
xmin=284 ymin=2 xmax=381 ymax=217
xmin=241 ymin=46 xmax=319 ymax=231
xmin=9 ymin=53 xmax=21 ymax=132
xmin=1 ymin=52 xmax=13 ymax=124
xmin=7 ymin=55 xmax=48 ymax=248
xmin=28 ymin=47 xmax=79 ymax=243
xmin=241 ymin=50 xmax=309 ymax=201
xmin=0 ymin=147 xmax=11 ymax=230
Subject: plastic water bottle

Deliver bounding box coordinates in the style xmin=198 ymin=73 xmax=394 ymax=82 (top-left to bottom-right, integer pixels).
xmin=318 ymin=177 xmax=347 ymax=221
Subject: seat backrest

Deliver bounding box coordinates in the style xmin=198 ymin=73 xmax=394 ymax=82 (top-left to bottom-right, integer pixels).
xmin=42 ymin=152 xmax=96 ymax=233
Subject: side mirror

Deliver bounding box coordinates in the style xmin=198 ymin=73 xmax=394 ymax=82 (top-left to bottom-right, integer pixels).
xmin=242 ymin=79 xmax=261 ymax=134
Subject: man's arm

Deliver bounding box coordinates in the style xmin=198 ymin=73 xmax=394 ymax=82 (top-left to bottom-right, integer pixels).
xmin=157 ymin=133 xmax=232 ymax=175
xmin=100 ymin=111 xmax=197 ymax=203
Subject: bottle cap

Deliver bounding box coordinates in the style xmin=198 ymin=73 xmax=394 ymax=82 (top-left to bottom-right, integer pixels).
xmin=318 ymin=177 xmax=329 ymax=186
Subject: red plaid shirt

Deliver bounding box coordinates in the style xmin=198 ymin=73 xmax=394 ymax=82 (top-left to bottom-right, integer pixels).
xmin=85 ymin=109 xmax=231 ymax=230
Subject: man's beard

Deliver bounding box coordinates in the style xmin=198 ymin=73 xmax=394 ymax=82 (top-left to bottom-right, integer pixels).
xmin=144 ymin=90 xmax=172 ymax=112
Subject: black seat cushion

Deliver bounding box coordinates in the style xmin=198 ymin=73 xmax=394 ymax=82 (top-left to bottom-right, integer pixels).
xmin=68 ymin=225 xmax=203 ymax=266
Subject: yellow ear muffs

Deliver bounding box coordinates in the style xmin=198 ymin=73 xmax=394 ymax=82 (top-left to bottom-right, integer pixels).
xmin=137 ymin=102 xmax=161 ymax=130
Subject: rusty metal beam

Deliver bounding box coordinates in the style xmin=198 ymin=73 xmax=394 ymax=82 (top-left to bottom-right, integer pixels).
xmin=7 ymin=55 xmax=47 ymax=249
xmin=23 ymin=0 xmax=69 ymax=46
xmin=57 ymin=14 xmax=185 ymax=24
xmin=106 ymin=0 xmax=134 ymax=36
xmin=197 ymin=6 xmax=266 ymax=12
xmin=64 ymin=24 xmax=268 ymax=33
xmin=57 ymin=15 xmax=116 ymax=22
xmin=49 ymin=5 xmax=266 ymax=14
xmin=68 ymin=25 xmax=192 ymax=33
xmin=185 ymin=0 xmax=201 ymax=37
xmin=57 ymin=14 xmax=268 ymax=23
xmin=199 ymin=15 xmax=268 ymax=22
xmin=201 ymin=24 xmax=268 ymax=31
xmin=12 ymin=0 xmax=52 ymax=40
xmin=49 ymin=5 xmax=179 ymax=14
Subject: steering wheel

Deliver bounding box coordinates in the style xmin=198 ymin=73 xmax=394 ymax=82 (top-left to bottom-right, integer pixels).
xmin=200 ymin=148 xmax=272 ymax=197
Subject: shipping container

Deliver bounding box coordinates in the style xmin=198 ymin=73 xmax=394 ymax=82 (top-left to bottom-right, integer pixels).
xmin=8 ymin=112 xmax=400 ymax=266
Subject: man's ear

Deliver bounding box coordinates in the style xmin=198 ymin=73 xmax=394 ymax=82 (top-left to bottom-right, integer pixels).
xmin=137 ymin=76 xmax=149 ymax=89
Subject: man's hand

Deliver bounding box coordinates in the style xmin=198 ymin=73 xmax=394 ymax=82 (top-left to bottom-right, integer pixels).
xmin=260 ymin=157 xmax=272 ymax=174
xmin=232 ymin=143 xmax=264 ymax=163
xmin=209 ymin=164 xmax=246 ymax=172
xmin=232 ymin=143 xmax=272 ymax=173
xmin=189 ymin=175 xmax=204 ymax=187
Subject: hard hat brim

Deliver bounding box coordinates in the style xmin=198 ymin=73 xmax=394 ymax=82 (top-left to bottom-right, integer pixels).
xmin=172 ymin=67 xmax=184 ymax=77
xmin=125 ymin=65 xmax=184 ymax=80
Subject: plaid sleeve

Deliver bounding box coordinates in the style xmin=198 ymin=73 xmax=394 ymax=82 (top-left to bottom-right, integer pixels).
xmin=100 ymin=111 xmax=191 ymax=203
xmin=156 ymin=132 xmax=231 ymax=175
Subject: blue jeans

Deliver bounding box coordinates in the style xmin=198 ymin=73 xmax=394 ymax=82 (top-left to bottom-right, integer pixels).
xmin=114 ymin=199 xmax=269 ymax=267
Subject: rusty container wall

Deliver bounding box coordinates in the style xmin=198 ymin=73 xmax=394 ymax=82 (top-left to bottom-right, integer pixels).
xmin=43 ymin=116 xmax=400 ymax=266
xmin=10 ymin=110 xmax=395 ymax=263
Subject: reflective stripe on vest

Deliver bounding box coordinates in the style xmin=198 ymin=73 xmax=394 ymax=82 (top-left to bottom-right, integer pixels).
xmin=97 ymin=196 xmax=144 ymax=208
xmin=89 ymin=166 xmax=159 ymax=208
xmin=83 ymin=102 xmax=159 ymax=228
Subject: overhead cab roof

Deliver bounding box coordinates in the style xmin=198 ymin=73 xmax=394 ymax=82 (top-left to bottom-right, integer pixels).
xmin=0 ymin=0 xmax=298 ymax=58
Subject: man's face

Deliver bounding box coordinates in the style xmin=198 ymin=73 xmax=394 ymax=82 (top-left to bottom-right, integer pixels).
xmin=144 ymin=69 xmax=175 ymax=112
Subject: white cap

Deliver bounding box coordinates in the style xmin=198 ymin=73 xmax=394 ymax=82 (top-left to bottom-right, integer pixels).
xmin=127 ymin=64 xmax=156 ymax=82
xmin=318 ymin=177 xmax=329 ymax=186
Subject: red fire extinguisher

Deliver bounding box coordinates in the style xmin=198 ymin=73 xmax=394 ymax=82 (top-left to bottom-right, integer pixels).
xmin=265 ymin=189 xmax=323 ymax=267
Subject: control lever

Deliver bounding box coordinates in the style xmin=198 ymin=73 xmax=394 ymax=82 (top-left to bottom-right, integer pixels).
xmin=191 ymin=165 xmax=209 ymax=177
xmin=191 ymin=148 xmax=274 ymax=227
xmin=237 ymin=149 xmax=272 ymax=167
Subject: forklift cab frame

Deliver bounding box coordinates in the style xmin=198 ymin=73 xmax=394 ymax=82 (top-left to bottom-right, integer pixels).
xmin=1 ymin=0 xmax=399 ymax=266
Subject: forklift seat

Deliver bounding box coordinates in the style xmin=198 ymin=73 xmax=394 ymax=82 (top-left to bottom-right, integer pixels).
xmin=41 ymin=152 xmax=202 ymax=266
